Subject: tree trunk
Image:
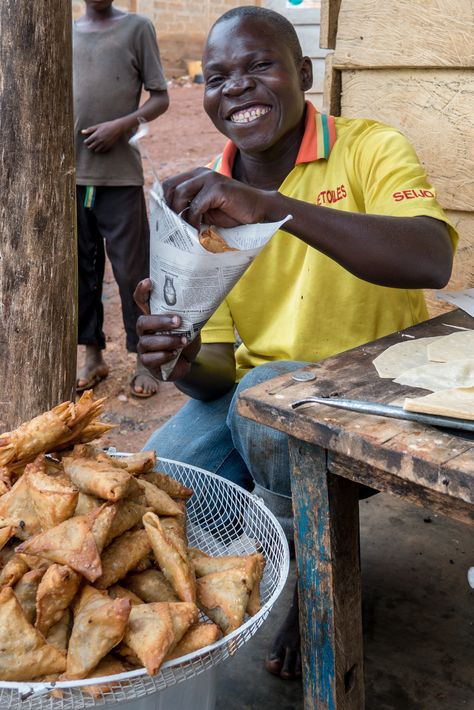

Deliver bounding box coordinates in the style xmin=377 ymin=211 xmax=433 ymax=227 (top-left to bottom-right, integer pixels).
xmin=0 ymin=0 xmax=77 ymax=431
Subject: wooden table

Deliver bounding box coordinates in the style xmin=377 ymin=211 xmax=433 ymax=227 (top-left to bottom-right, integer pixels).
xmin=237 ymin=309 xmax=474 ymax=709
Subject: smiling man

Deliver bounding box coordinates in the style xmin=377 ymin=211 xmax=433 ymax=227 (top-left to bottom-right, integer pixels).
xmin=134 ymin=6 xmax=457 ymax=680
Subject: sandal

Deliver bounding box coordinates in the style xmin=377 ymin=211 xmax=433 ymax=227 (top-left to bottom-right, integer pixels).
xmin=76 ymin=370 xmax=108 ymax=393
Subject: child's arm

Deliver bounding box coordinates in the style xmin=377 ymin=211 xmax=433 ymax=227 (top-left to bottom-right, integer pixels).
xmin=163 ymin=168 xmax=453 ymax=290
xmin=82 ymin=89 xmax=169 ymax=153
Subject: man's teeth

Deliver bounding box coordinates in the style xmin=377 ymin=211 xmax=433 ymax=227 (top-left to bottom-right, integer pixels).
xmin=230 ymin=106 xmax=271 ymax=124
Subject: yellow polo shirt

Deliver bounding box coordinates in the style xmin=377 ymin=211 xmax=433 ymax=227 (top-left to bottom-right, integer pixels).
xmin=201 ymin=103 xmax=457 ymax=381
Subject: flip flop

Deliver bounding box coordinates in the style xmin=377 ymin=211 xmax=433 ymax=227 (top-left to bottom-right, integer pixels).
xmin=129 ymin=372 xmax=159 ymax=399
xmin=76 ymin=371 xmax=108 ymax=394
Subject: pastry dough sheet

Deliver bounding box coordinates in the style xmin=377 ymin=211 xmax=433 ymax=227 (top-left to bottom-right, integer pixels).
xmin=404 ymin=385 xmax=474 ymax=420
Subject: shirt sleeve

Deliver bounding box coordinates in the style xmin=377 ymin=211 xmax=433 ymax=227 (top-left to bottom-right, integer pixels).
xmin=134 ymin=17 xmax=168 ymax=92
xmin=356 ymin=123 xmax=458 ymax=250
xmin=201 ymin=299 xmax=236 ymax=345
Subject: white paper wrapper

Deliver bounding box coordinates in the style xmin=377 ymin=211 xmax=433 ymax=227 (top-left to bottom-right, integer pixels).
xmin=148 ymin=181 xmax=291 ymax=379
xmin=435 ymin=288 xmax=474 ymax=318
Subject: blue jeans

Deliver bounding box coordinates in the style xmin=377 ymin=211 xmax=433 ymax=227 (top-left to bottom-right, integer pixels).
xmin=143 ymin=361 xmax=310 ymax=539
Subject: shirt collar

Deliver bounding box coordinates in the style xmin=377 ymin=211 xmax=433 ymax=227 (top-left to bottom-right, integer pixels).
xmin=216 ymin=101 xmax=337 ymax=177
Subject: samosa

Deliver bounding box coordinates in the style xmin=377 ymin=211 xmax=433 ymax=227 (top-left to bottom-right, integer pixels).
xmin=26 ymin=455 xmax=79 ymax=530
xmin=136 ymin=478 xmax=182 ymax=517
xmin=143 ymin=512 xmax=195 ymax=603
xmin=141 ymin=470 xmax=193 ymax=500
xmin=189 ymin=548 xmax=265 ymax=616
xmin=65 ymin=585 xmax=131 ymax=680
xmin=13 ymin=567 xmax=45 ymax=624
xmin=196 ymin=562 xmax=258 ymax=634
xmin=122 ymin=602 xmax=175 ymax=675
xmin=165 ymin=622 xmax=221 ymax=661
xmin=124 ymin=569 xmax=179 ymax=603
xmin=16 ymin=507 xmax=106 ymax=581
xmin=0 ymin=474 xmax=41 ymax=540
xmin=63 ymin=455 xmax=140 ymax=502
xmin=35 ymin=563 xmax=81 ymax=635
xmin=0 ymin=587 xmax=66 ymax=680
xmin=95 ymin=528 xmax=152 ymax=589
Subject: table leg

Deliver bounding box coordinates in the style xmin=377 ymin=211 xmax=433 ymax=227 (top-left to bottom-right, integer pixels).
xmin=289 ymin=437 xmax=364 ymax=710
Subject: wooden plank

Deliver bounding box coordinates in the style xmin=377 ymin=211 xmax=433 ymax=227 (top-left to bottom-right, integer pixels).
xmin=441 ymin=446 xmax=474 ymax=479
xmin=238 ymin=384 xmax=474 ymax=507
xmin=239 ymin=380 xmax=474 ymax=506
xmin=340 ymin=68 xmax=474 ymax=212
xmin=320 ymin=0 xmax=342 ymax=50
xmin=425 ymin=210 xmax=474 ymax=316
xmin=332 ymin=0 xmax=474 ymax=68
xmin=239 ymin=376 xmax=474 ymax=519
xmin=308 ymin=56 xmax=327 ymax=95
xmin=323 ymin=52 xmax=341 ymax=115
xmin=238 ymin=311 xmax=474 ymax=419
xmin=328 ymin=453 xmax=474 ymax=527
xmin=290 ymin=439 xmax=364 ymax=709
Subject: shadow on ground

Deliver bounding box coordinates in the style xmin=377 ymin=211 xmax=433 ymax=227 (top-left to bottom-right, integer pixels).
xmin=216 ymin=493 xmax=474 ymax=710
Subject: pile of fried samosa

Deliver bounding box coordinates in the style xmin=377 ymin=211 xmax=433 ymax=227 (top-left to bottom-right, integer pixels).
xmin=0 ymin=391 xmax=265 ymax=687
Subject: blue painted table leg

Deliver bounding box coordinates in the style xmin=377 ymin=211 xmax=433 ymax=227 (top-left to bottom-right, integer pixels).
xmin=289 ymin=437 xmax=364 ymax=709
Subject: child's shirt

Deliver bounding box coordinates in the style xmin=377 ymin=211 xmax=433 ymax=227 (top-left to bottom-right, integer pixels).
xmin=73 ymin=13 xmax=167 ymax=187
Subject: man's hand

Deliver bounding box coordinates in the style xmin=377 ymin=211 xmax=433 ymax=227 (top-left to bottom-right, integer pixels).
xmin=134 ymin=279 xmax=201 ymax=381
xmin=163 ymin=168 xmax=286 ymax=230
xmin=134 ymin=278 xmax=236 ymax=399
xmin=81 ymin=118 xmax=127 ymax=152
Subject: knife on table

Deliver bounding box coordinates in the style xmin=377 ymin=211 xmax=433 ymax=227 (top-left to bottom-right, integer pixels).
xmin=290 ymin=396 xmax=474 ymax=433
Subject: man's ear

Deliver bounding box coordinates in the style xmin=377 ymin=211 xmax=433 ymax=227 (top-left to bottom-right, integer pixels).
xmin=299 ymin=56 xmax=313 ymax=92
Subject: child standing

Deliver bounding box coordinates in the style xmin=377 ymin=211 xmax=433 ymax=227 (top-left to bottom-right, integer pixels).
xmin=74 ymin=0 xmax=169 ymax=397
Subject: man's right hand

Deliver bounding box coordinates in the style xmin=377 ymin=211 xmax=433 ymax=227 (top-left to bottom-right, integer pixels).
xmin=134 ymin=279 xmax=201 ymax=381
xmin=163 ymin=168 xmax=283 ymax=231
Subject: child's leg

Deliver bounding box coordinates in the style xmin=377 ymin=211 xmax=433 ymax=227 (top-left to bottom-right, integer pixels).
xmin=94 ymin=186 xmax=159 ymax=395
xmin=96 ymin=186 xmax=149 ymax=354
xmin=76 ymin=186 xmax=106 ymax=350
xmin=76 ymin=186 xmax=109 ymax=390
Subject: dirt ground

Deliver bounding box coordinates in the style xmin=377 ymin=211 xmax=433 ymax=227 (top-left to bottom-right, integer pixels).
xmin=78 ymin=84 xmax=227 ymax=453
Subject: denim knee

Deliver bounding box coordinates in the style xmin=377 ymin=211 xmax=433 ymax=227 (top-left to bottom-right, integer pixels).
xmin=142 ymin=389 xmax=252 ymax=490
xmin=226 ymin=361 xmax=310 ymax=498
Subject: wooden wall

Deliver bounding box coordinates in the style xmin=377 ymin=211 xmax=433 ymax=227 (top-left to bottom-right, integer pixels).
xmin=321 ymin=0 xmax=474 ymax=315
xmin=264 ymin=0 xmax=329 ymax=110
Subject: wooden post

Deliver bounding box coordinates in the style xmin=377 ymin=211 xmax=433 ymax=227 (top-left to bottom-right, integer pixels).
xmin=290 ymin=438 xmax=364 ymax=709
xmin=0 ymin=1 xmax=77 ymax=430
xmin=320 ymin=0 xmax=342 ymax=50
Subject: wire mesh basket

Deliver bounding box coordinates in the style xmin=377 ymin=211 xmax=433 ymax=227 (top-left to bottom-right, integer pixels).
xmin=0 ymin=457 xmax=290 ymax=709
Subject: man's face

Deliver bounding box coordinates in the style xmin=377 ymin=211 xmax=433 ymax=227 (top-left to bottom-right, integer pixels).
xmin=203 ymin=17 xmax=311 ymax=155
